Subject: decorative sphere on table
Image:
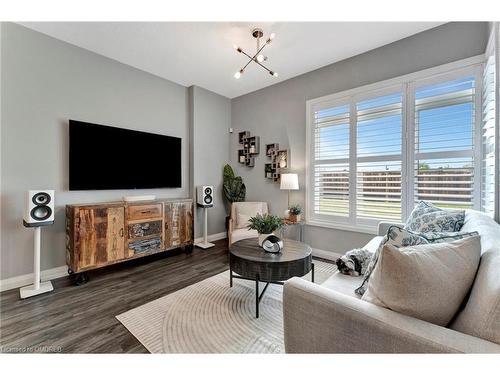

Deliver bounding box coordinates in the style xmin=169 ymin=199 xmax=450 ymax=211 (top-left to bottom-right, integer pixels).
xmin=262 ymin=235 xmax=284 ymax=253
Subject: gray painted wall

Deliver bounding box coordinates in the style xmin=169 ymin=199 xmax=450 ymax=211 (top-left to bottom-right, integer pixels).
xmin=189 ymin=86 xmax=230 ymax=238
xmin=0 ymin=23 xmax=194 ymax=279
xmin=231 ymin=22 xmax=488 ymax=253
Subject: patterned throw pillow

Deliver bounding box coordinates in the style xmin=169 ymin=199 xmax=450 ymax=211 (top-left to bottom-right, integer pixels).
xmin=404 ymin=201 xmax=465 ymax=233
xmin=354 ymin=226 xmax=479 ymax=296
xmin=420 ymin=231 xmax=479 ymax=243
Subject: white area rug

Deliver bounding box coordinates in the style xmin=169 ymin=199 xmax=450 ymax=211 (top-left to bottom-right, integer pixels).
xmin=116 ymin=260 xmax=336 ymax=353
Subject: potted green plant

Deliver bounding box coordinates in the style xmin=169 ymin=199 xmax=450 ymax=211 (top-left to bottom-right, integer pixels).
xmin=288 ymin=204 xmax=302 ymax=223
xmin=222 ymin=164 xmax=246 ymax=228
xmin=247 ymin=213 xmax=284 ymax=247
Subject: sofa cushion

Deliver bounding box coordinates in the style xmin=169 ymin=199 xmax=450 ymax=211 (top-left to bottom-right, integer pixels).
xmin=363 ymin=236 xmax=384 ymax=253
xmin=356 ymin=227 xmax=478 ymax=296
xmin=362 ymin=236 xmax=481 ymax=326
xmin=321 ymin=272 xmax=362 ymax=299
xmin=451 ymin=211 xmax=500 ymax=344
xmin=405 ymin=201 xmax=465 ymax=233
xmin=356 ymin=226 xmax=430 ymax=296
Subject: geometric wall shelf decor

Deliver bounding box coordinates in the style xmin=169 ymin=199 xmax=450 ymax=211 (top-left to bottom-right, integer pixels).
xmin=265 ymin=143 xmax=288 ymax=182
xmin=238 ymin=131 xmax=260 ymax=167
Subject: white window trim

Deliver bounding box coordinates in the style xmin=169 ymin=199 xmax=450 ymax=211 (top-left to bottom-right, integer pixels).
xmin=306 ymin=55 xmax=485 ymax=234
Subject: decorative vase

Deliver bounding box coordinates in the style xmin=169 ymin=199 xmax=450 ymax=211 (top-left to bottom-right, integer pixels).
xmin=258 ymin=233 xmax=273 ymax=247
xmin=289 ymin=214 xmax=301 ymax=223
xmin=284 ymin=209 xmax=290 ymax=219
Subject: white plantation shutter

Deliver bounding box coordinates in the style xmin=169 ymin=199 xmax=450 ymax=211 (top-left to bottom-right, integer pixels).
xmin=307 ymin=62 xmax=486 ymax=231
xmin=356 ymin=92 xmax=403 ymax=221
xmin=482 ymin=53 xmax=496 ymax=217
xmin=414 ymin=77 xmax=477 ymax=210
xmin=311 ymin=103 xmax=350 ymax=218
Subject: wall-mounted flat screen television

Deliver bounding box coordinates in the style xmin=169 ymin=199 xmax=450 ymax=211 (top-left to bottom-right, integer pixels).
xmin=69 ymin=120 xmax=181 ymax=190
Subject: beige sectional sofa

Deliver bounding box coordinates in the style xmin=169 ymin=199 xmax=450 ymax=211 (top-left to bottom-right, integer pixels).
xmin=283 ymin=210 xmax=500 ymax=353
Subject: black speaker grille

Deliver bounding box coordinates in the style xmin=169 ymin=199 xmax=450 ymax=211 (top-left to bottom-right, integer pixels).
xmin=32 ymin=192 xmax=51 ymax=205
xmin=31 ymin=206 xmax=52 ymax=221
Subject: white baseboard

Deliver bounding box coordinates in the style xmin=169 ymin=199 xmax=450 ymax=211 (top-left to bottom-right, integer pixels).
xmin=312 ymin=247 xmax=341 ymax=261
xmin=1 ymin=235 xmax=227 ymax=293
xmin=0 ymin=265 xmax=68 ymax=293
xmin=194 ymin=231 xmax=227 ymax=244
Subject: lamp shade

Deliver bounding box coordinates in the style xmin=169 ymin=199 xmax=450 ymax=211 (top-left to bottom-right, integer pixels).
xmin=280 ymin=173 xmax=299 ymax=190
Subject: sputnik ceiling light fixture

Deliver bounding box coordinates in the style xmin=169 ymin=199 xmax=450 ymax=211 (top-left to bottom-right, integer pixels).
xmin=233 ymin=28 xmax=278 ymax=79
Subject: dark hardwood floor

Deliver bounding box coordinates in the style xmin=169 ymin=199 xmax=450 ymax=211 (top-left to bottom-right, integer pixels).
xmin=0 ymin=240 xmax=230 ymax=353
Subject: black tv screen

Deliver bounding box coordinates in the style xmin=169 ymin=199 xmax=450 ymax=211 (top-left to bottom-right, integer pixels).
xmin=69 ymin=120 xmax=181 ymax=190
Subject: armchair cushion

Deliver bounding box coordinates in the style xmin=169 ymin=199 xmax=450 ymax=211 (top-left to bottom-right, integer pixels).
xmin=231 ymin=228 xmax=259 ymax=244
xmin=231 ymin=202 xmax=268 ymax=229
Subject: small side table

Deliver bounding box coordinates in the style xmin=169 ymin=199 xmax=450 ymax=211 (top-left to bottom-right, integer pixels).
xmin=280 ymin=219 xmax=305 ymax=242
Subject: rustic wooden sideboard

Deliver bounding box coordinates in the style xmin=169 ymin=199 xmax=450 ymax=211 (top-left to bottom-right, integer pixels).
xmin=65 ymin=198 xmax=193 ymax=283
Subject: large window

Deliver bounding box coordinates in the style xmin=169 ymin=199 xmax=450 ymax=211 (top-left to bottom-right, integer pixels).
xmin=413 ymin=77 xmax=477 ymax=210
xmin=307 ymin=61 xmax=485 ymax=232
xmin=356 ymin=92 xmax=403 ymax=222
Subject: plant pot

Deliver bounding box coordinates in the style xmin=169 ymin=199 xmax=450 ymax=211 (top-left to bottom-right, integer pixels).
xmin=289 ymin=214 xmax=301 ymax=223
xmin=258 ymin=233 xmax=273 ymax=247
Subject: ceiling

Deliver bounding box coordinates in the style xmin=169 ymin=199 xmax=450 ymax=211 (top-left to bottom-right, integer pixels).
xmin=20 ymin=22 xmax=444 ymax=98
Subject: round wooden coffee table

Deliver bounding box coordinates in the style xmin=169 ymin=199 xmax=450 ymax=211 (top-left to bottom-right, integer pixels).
xmin=229 ymin=238 xmax=314 ymax=318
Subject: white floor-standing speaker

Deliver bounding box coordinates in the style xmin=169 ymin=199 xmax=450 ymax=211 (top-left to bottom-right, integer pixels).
xmin=196 ymin=186 xmax=215 ymax=249
xmin=20 ymin=190 xmax=55 ymax=299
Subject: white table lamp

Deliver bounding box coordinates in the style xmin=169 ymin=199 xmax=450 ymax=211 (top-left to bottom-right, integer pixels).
xmin=280 ymin=173 xmax=299 ymax=208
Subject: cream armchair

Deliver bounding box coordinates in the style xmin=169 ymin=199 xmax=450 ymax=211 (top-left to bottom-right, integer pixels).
xmin=228 ymin=202 xmax=268 ymax=245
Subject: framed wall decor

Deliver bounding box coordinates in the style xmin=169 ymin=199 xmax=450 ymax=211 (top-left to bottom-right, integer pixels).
xmin=238 ymin=131 xmax=260 ymax=167
xmin=265 ymin=143 xmax=288 ymax=183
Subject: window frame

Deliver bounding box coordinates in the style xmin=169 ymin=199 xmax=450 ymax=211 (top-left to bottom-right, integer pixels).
xmin=306 ymin=55 xmax=485 ymax=234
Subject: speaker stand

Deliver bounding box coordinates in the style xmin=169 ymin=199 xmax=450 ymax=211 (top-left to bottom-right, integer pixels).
xmin=196 ymin=207 xmax=214 ymax=249
xmin=20 ymin=227 xmax=54 ymax=299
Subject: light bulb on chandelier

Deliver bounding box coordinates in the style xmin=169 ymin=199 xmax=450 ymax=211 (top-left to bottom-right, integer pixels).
xmin=234 ymin=69 xmax=244 ymax=79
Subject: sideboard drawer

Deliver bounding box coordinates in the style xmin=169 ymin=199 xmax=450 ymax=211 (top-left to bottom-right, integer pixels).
xmin=128 ymin=220 xmax=162 ymax=239
xmin=127 ymin=203 xmax=163 ymax=221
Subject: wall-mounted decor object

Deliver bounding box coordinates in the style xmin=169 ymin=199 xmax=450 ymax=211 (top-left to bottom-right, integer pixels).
xmin=265 ymin=143 xmax=288 ymax=183
xmin=266 ymin=143 xmax=279 ymax=156
xmin=238 ymin=131 xmax=260 ymax=167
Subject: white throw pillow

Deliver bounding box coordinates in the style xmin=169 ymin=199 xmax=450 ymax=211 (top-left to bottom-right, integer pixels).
xmin=362 ymin=236 xmax=481 ymax=326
